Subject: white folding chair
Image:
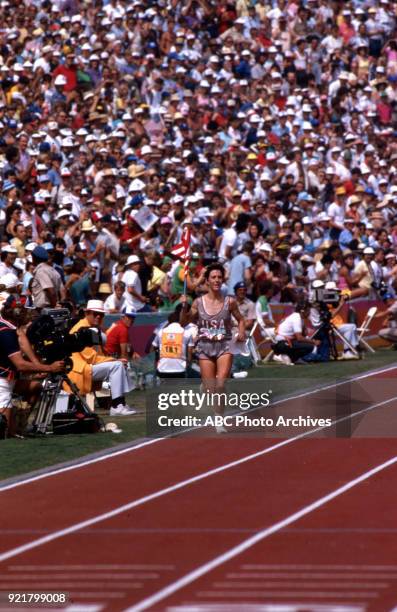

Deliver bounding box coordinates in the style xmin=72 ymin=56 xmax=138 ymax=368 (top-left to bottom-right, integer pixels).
xmin=247 ymin=316 xmax=276 ymax=364
xmin=357 ymin=305 xmax=377 ymax=353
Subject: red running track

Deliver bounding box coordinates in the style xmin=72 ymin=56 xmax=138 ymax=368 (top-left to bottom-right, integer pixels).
xmin=1 ymin=368 xmax=397 ymax=612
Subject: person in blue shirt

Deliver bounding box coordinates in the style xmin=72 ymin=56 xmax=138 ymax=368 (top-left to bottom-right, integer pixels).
xmin=227 ymin=241 xmax=253 ymax=296
xmin=339 ymin=218 xmax=355 ymax=249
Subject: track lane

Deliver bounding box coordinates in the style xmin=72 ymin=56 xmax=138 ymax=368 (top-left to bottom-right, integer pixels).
xmin=1 ymin=439 xmax=396 ymax=611
xmin=155 ymin=460 xmax=397 ymax=612
xmin=1 ymin=367 xmax=397 ymax=610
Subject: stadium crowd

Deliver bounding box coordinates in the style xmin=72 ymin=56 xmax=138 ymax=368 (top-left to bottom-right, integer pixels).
xmin=0 ymin=0 xmax=397 ymax=315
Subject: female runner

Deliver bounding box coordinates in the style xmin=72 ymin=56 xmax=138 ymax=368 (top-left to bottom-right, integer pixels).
xmin=180 ymin=263 xmax=245 ymax=433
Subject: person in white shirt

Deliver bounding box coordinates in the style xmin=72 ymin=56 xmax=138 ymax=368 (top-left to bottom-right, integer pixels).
xmin=327 ymin=187 xmax=346 ymax=239
xmin=273 ymin=302 xmax=320 ymax=364
xmin=218 ymin=225 xmax=237 ymax=263
xmin=152 ymin=304 xmax=195 ymax=378
xmin=122 ymin=255 xmax=149 ymax=312
xmin=104 ymin=281 xmax=126 ymax=313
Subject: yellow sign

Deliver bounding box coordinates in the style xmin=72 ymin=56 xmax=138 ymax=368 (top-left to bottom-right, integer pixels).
xmin=160 ymin=331 xmax=184 ymax=359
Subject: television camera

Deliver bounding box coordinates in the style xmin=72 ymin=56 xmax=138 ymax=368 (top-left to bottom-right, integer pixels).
xmin=309 ymin=286 xmax=357 ymax=359
xmin=311 ymin=286 xmax=341 ymax=307
xmin=27 ymin=308 xmax=101 ymax=370
xmin=26 ymin=309 xmax=102 ymax=435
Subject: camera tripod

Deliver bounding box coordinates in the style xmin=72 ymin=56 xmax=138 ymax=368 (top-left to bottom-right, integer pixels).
xmin=31 ymin=373 xmax=92 ymax=435
xmin=311 ymin=320 xmax=358 ymax=361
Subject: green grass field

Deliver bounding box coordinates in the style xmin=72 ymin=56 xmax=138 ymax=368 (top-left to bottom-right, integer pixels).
xmin=1 ymin=349 xmax=396 ymax=483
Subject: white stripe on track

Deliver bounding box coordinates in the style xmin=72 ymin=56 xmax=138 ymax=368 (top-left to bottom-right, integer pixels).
xmin=1 ymin=363 xmax=396 ymax=493
xmin=126 ymin=455 xmax=397 ymax=612
xmin=0 ymin=394 xmax=395 ymax=565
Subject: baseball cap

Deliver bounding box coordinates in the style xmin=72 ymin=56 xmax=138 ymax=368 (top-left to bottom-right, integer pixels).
xmin=32 ymin=246 xmax=48 ymax=261
xmin=122 ymin=306 xmax=137 ymax=318
xmin=126 ymin=255 xmax=140 ymax=265
xmin=160 ymin=216 xmax=172 ymax=225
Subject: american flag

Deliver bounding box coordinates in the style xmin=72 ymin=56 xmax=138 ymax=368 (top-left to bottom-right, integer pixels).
xmin=171 ymin=227 xmax=191 ymax=278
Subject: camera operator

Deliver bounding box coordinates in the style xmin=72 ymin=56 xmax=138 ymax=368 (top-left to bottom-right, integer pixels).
xmin=272 ymin=301 xmax=320 ymax=365
xmin=309 ymin=280 xmax=359 ymax=360
xmin=0 ymin=294 xmax=64 ymax=437
xmin=67 ymin=300 xmax=136 ymax=416
xmin=325 ymin=282 xmax=359 ymax=359
xmin=306 ymin=280 xmax=333 ymax=362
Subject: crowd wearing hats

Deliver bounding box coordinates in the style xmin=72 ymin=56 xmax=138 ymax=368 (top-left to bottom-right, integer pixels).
xmin=0 ymin=0 xmax=397 ymax=314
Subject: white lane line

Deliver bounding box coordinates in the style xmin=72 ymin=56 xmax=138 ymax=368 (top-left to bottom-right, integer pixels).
xmin=241 ymin=564 xmax=397 ymax=570
xmin=1 ymin=363 xmax=396 ymax=492
xmin=0 ymin=438 xmax=162 ymax=492
xmin=9 ymin=564 xmax=173 ymax=571
xmin=166 ymin=605 xmax=365 ymax=612
xmin=196 ymin=591 xmax=378 ymax=599
xmin=126 ymin=455 xmax=397 ymax=612
xmin=65 ymin=607 xmax=103 ymax=612
xmin=0 ymin=573 xmax=157 ymax=580
xmin=70 ymin=593 xmax=126 ymax=599
xmin=0 ymin=582 xmax=142 ymax=589
xmin=0 ymin=395 xmax=396 ymax=566
xmin=227 ymin=572 xmax=397 ymax=580
xmin=212 ymin=582 xmax=389 ymax=589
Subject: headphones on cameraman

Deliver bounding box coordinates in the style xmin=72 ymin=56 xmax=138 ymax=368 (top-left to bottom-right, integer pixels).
xmin=1 ymin=294 xmax=28 ymax=324
xmin=4 ymin=294 xmax=27 ymax=309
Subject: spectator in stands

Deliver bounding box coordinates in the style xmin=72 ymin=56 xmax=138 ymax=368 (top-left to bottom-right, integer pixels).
xmin=30 ymin=246 xmax=65 ymax=309
xmin=104 ymin=281 xmax=127 ymax=313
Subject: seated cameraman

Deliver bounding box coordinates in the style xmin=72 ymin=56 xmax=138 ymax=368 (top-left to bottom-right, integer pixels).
xmin=0 ymin=294 xmax=64 ymax=437
xmin=68 ymin=300 xmax=136 ymax=416
xmin=309 ymin=280 xmax=359 ymax=360
xmin=273 ymin=302 xmax=320 ymax=365
xmin=325 ymin=281 xmax=359 ymax=359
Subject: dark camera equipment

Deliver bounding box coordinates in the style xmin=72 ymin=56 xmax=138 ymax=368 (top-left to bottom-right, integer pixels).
xmin=26 ymin=309 xmax=102 ymax=435
xmin=27 ymin=308 xmax=101 ymax=371
xmin=310 ymin=291 xmax=358 ymax=360
xmin=0 ymin=414 xmax=7 ymax=440
xmin=371 ymin=280 xmax=388 ymax=299
xmin=312 ymin=287 xmax=340 ymax=305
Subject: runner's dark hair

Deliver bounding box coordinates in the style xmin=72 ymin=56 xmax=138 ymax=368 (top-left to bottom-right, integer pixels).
xmin=204 ymin=263 xmax=225 ymax=280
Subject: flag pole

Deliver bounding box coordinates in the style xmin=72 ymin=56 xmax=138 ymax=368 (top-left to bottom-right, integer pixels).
xmin=183 ymin=227 xmax=191 ymax=297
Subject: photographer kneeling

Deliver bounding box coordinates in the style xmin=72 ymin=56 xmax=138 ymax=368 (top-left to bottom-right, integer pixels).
xmin=68 ymin=300 xmax=136 ymax=416
xmin=0 ymin=294 xmax=64 ymax=437
xmin=272 ymin=302 xmax=320 ymax=365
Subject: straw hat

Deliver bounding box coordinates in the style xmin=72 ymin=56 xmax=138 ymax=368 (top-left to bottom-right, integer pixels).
xmin=81 ymin=220 xmax=95 ymax=232
xmin=98 ymin=283 xmax=112 ymax=294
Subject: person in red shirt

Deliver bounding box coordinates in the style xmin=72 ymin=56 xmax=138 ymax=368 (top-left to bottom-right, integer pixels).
xmin=119 ymin=214 xmax=143 ymax=249
xmin=52 ymin=53 xmax=78 ymax=93
xmin=105 ymin=308 xmax=140 ymax=360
